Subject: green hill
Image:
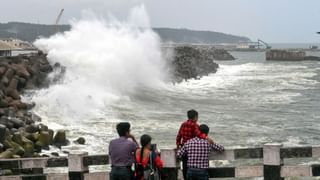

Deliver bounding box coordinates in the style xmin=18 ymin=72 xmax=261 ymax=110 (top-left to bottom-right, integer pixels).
xmin=0 ymin=22 xmax=251 ymax=43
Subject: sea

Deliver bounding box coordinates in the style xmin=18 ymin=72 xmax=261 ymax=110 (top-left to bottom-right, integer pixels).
xmin=23 ymin=48 xmax=320 ymax=155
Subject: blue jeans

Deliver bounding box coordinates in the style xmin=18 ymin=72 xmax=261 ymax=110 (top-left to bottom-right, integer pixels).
xmin=110 ymin=167 xmax=133 ymax=180
xmin=186 ymin=168 xmax=208 ymax=180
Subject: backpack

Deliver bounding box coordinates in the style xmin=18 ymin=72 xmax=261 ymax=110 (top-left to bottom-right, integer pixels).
xmin=135 ymin=150 xmax=160 ymax=180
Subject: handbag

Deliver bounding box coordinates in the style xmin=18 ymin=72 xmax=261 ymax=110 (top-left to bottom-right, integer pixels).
xmin=143 ymin=152 xmax=160 ymax=180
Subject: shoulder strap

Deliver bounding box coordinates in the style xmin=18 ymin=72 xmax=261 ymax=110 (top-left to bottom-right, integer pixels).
xmin=149 ymin=151 xmax=154 ymax=171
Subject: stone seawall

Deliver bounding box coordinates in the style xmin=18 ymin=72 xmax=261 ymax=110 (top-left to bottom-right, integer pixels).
xmin=266 ymin=49 xmax=320 ymax=61
xmin=0 ymin=52 xmax=73 ymax=159
xmin=266 ymin=50 xmax=306 ymax=61
xmin=165 ymin=45 xmax=234 ymax=82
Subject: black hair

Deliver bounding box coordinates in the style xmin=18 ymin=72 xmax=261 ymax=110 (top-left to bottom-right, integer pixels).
xmin=140 ymin=134 xmax=152 ymax=162
xmin=199 ymin=124 xmax=210 ymax=135
xmin=116 ymin=122 xmax=130 ymax=137
xmin=187 ymin=109 xmax=198 ymax=120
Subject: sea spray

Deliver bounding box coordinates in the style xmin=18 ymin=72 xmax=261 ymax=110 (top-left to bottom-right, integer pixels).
xmin=33 ymin=6 xmax=168 ymax=122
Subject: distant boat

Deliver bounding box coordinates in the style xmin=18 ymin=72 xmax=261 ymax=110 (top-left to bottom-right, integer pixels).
xmin=317 ymin=32 xmax=320 ymax=34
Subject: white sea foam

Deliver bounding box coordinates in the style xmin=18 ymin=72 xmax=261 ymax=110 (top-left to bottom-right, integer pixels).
xmin=33 ymin=5 xmax=167 ymax=121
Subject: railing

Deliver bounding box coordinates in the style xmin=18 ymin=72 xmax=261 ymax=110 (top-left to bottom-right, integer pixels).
xmin=1 ymin=143 xmax=320 ymax=180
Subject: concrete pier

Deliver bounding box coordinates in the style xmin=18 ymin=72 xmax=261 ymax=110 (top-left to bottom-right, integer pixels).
xmin=266 ymin=50 xmax=306 ymax=61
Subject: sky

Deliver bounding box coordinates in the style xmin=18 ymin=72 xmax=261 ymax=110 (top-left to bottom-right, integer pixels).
xmin=1 ymin=0 xmax=320 ymax=43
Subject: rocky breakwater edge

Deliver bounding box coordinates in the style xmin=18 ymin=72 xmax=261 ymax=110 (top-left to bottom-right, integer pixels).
xmin=166 ymin=45 xmax=235 ymax=82
xmin=0 ymin=52 xmax=86 ymax=164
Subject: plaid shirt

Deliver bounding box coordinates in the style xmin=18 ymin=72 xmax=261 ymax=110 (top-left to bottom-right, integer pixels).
xmin=176 ymin=119 xmax=207 ymax=146
xmin=177 ymin=137 xmax=224 ymax=169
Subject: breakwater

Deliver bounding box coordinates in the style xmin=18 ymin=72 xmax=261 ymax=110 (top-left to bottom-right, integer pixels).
xmin=266 ymin=49 xmax=320 ymax=61
xmin=166 ymin=46 xmax=234 ymax=82
xmin=0 ymin=52 xmax=74 ymax=159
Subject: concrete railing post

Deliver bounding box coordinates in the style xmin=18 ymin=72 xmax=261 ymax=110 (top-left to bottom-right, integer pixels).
xmin=263 ymin=143 xmax=283 ymax=180
xmin=68 ymin=151 xmax=89 ymax=180
xmin=161 ymin=149 xmax=179 ymax=180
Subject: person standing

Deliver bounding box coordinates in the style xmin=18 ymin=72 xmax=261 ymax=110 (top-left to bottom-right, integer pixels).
xmin=176 ymin=110 xmax=214 ymax=179
xmin=109 ymin=122 xmax=138 ymax=180
xmin=177 ymin=124 xmax=224 ymax=180
xmin=134 ymin=134 xmax=163 ymax=180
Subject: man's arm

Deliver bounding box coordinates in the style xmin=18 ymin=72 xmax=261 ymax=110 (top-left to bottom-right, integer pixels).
xmin=128 ymin=133 xmax=139 ymax=147
xmin=177 ymin=144 xmax=186 ymax=159
xmin=108 ymin=141 xmax=113 ymax=155
xmin=210 ymin=142 xmax=224 ymax=152
xmin=176 ymin=126 xmax=182 ymax=148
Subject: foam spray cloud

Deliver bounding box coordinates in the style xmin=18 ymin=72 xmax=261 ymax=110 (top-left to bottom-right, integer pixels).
xmin=33 ymin=5 xmax=167 ymax=121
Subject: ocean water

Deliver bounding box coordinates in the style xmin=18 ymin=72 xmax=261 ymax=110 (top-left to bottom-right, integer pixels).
xmin=24 ymin=50 xmax=320 ymax=154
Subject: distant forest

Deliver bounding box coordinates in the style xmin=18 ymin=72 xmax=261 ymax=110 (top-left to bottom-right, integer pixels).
xmin=0 ymin=22 xmax=251 ymax=43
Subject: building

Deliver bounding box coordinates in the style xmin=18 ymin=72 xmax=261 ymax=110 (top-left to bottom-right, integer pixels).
xmin=236 ymin=43 xmax=257 ymax=49
xmin=0 ymin=41 xmax=15 ymax=57
xmin=0 ymin=38 xmax=35 ymax=50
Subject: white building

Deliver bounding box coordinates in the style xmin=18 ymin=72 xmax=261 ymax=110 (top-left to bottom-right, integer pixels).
xmin=0 ymin=38 xmax=35 ymax=50
xmin=0 ymin=41 xmax=14 ymax=57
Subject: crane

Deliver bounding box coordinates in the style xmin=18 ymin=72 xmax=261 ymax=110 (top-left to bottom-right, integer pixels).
xmin=55 ymin=9 xmax=64 ymax=33
xmin=257 ymin=39 xmax=271 ymax=49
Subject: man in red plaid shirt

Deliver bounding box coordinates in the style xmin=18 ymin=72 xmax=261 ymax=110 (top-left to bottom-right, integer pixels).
xmin=176 ymin=110 xmax=214 ymax=179
xmin=177 ymin=124 xmax=224 ymax=180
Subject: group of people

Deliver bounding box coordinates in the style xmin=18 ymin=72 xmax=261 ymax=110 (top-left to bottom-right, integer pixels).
xmin=109 ymin=109 xmax=224 ymax=180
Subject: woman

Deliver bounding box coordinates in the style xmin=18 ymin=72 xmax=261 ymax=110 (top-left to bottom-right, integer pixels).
xmin=135 ymin=134 xmax=163 ymax=180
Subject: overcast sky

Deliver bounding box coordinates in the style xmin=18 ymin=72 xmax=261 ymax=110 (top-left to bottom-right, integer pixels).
xmin=1 ymin=0 xmax=320 ymax=43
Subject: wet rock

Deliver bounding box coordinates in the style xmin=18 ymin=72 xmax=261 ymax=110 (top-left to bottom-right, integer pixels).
xmin=0 ymin=66 xmax=7 ymax=76
xmin=0 ymin=124 xmax=6 ymax=143
xmin=304 ymin=56 xmax=320 ymax=61
xmin=12 ymin=132 xmax=24 ymax=145
xmin=0 ymin=98 xmax=9 ymax=108
xmin=9 ymin=100 xmax=28 ymax=110
xmin=6 ymin=80 xmax=20 ymax=100
xmin=41 ymin=154 xmax=50 ymax=158
xmin=23 ymin=140 xmax=34 ymax=157
xmin=11 ymin=64 xmax=30 ymax=79
xmin=53 ymin=130 xmax=69 ymax=148
xmin=6 ymin=107 xmax=16 ymax=117
xmin=25 ymin=124 xmax=38 ymax=133
xmin=48 ymin=129 xmax=54 ymax=145
xmin=10 ymin=128 xmax=18 ymax=134
xmin=12 ymin=155 xmax=21 ymax=158
xmin=0 ymin=149 xmax=14 ymax=159
xmin=197 ymin=48 xmax=235 ymax=61
xmin=8 ymin=140 xmax=25 ymax=156
xmin=38 ymin=123 xmax=48 ymax=132
xmin=167 ymin=46 xmax=219 ymax=82
xmin=2 ymin=68 xmax=15 ymax=85
xmin=31 ymin=113 xmax=41 ymax=122
xmin=51 ymin=152 xmax=59 ymax=157
xmin=62 ymin=150 xmax=70 ymax=154
xmin=37 ymin=131 xmax=50 ymax=150
xmin=25 ymin=117 xmax=35 ymax=125
xmin=74 ymin=137 xmax=86 ymax=145
xmin=25 ymin=132 xmax=40 ymax=142
xmin=9 ymin=118 xmax=25 ymax=129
